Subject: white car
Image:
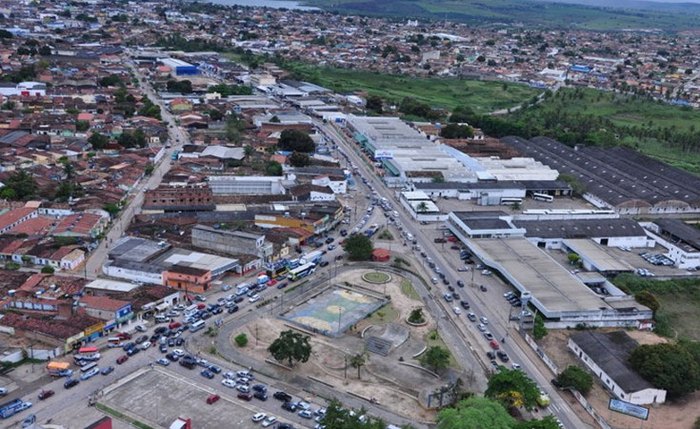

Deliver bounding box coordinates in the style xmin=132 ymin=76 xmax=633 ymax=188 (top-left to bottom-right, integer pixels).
xmin=236 ymin=384 xmax=250 ymax=393
xmin=173 ymin=349 xmax=185 ymax=357
xmin=140 ymin=341 xmax=151 ymax=350
xmin=453 ymin=307 xmax=462 ymax=315
xmin=222 ymin=378 xmax=236 ymax=388
xmin=252 ymin=413 xmax=266 ymax=423
xmin=249 ymin=294 xmax=261 ymax=303
xmin=477 ymin=323 xmax=487 ymax=332
xmin=261 ymin=416 xmax=277 ymax=427
xmin=80 ymin=367 xmax=100 ymax=380
xmin=480 ymin=316 xmax=489 ymax=325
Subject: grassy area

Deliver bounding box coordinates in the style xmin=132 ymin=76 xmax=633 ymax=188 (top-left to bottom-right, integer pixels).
xmin=423 ymin=330 xmax=459 ymax=368
xmin=510 ymin=88 xmax=700 ymax=174
xmin=363 ymin=271 xmax=391 ymax=284
xmin=286 ymin=63 xmax=539 ymax=113
xmin=95 ymin=403 xmax=155 ymax=429
xmin=614 ymin=274 xmax=700 ymax=341
xmin=365 ymin=303 xmax=400 ymax=324
xmin=400 ymin=279 xmax=421 ymax=301
xmin=305 ymin=0 xmax=700 ymax=31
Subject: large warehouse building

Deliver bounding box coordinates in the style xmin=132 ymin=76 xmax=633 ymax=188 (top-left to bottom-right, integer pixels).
xmin=502 ymin=136 xmax=700 ymax=214
xmin=158 ymin=58 xmax=199 ymax=76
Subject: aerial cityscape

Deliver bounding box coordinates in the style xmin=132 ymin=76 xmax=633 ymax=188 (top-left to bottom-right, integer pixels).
xmin=1 ymin=0 xmax=700 ymax=428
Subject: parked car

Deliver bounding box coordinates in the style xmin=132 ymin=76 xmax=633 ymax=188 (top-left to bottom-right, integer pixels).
xmin=282 ymin=402 xmax=297 ymax=412
xmin=252 ymin=413 xmax=266 ymax=422
xmin=157 ymin=358 xmax=170 ymax=366
xmin=254 ymin=391 xmax=268 ymax=401
xmin=261 ymin=416 xmax=277 ymax=427
xmin=206 ymin=394 xmax=220 ymax=405
xmin=64 ymin=378 xmax=79 ymax=389
xmin=274 ymin=391 xmax=293 ymax=402
xmin=238 ymin=392 xmax=253 ymax=401
xmin=101 ymin=366 xmax=114 ymax=375
xmin=38 ymin=390 xmax=54 ymax=400
xmin=116 ymin=355 xmax=128 ymax=365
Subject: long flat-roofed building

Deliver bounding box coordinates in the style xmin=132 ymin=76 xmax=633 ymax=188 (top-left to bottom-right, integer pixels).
xmin=463 ymin=238 xmax=652 ymax=327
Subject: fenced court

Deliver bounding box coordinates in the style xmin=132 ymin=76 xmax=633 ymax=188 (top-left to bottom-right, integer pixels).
xmin=282 ymin=286 xmax=387 ymax=337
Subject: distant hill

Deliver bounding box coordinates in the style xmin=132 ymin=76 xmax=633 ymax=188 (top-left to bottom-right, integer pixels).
xmin=306 ymin=0 xmax=700 ymax=31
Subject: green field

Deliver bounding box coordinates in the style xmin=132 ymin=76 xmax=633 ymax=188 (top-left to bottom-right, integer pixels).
xmin=286 ymin=63 xmax=539 ymax=114
xmin=306 ymin=0 xmax=700 ymax=31
xmin=508 ymin=88 xmax=700 ymax=174
xmin=614 ymin=274 xmax=700 ymax=341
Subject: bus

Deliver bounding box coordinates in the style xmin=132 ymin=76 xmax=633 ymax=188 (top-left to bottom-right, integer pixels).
xmin=265 ymin=265 xmax=289 ymax=279
xmin=532 ymin=193 xmax=554 ymax=203
xmin=500 ymin=197 xmax=523 ymax=206
xmin=189 ymin=320 xmax=206 ymax=333
xmin=76 ymin=347 xmax=100 ymax=361
xmin=80 ymin=362 xmax=98 ymax=373
xmin=46 ymin=361 xmax=72 ymax=377
xmin=287 ymin=263 xmax=316 ymax=281
xmin=184 ymin=304 xmax=199 ymax=318
xmin=107 ymin=337 xmax=123 ymax=348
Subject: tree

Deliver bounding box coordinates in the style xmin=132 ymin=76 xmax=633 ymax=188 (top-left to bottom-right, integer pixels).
xmin=1 ymin=170 xmax=37 ymax=200
xmin=366 ymin=95 xmax=383 ymax=113
xmin=75 ymin=120 xmax=89 ymax=132
xmin=533 ymin=314 xmax=548 ymax=340
xmin=207 ymin=83 xmax=252 ymax=96
xmin=41 ymin=265 xmax=55 ymax=274
xmin=268 ymin=330 xmax=312 ymax=367
xmin=629 ymin=343 xmax=700 ymax=398
xmin=289 ymin=151 xmax=311 ymax=167
xmin=269 ymin=115 xmax=280 ymax=123
xmin=440 ymin=123 xmax=474 ymax=139
xmin=234 ymin=333 xmax=248 ymax=347
xmin=556 ymin=365 xmax=593 ymax=395
xmin=320 ymin=399 xmax=386 ymax=429
xmin=278 ymin=129 xmax=316 ymax=153
xmin=635 ymin=290 xmax=659 ymax=312
xmin=342 ymin=233 xmax=373 ymax=261
xmin=103 ymin=203 xmax=120 ymax=217
xmin=416 ymin=201 xmax=429 ymax=213
xmin=485 ymin=368 xmax=541 ymax=411
xmin=88 ymin=132 xmax=110 ymax=150
xmin=225 ymin=115 xmax=245 ymax=143
xmin=166 ymin=79 xmax=192 ymax=94
xmin=349 ymin=353 xmax=366 ymax=379
xmin=420 ymin=346 xmax=451 ymax=372
xmin=208 ymin=108 xmax=223 ymax=121
xmin=437 ymin=396 xmax=514 ymax=429
xmin=99 ymin=74 xmax=121 ymax=87
xmin=144 ymin=163 xmax=155 ymax=175
xmin=408 ymin=308 xmax=425 ymax=324
xmin=265 ymin=161 xmax=283 ymax=176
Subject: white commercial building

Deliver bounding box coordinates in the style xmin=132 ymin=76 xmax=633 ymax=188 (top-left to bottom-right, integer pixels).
xmin=569 ymin=331 xmax=666 ymax=405
xmin=207 ymin=176 xmax=288 ymax=195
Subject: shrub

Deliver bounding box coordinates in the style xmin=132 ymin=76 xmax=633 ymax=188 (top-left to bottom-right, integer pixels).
xmin=234 ymin=333 xmax=248 ymax=347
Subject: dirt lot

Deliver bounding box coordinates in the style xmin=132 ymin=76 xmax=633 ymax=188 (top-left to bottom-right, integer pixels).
xmin=540 ymin=329 xmax=700 ymax=429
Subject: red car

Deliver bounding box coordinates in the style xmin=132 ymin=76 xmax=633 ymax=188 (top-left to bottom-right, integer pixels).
xmin=168 ymin=322 xmax=182 ymax=330
xmin=116 ymin=355 xmax=128 ymax=365
xmin=489 ymin=340 xmax=500 ymax=350
xmin=267 ymin=279 xmax=278 ymax=287
xmin=38 ymin=390 xmax=55 ymax=400
xmin=196 ymin=303 xmax=206 ymax=310
xmin=237 ymin=392 xmax=253 ymax=401
xmin=206 ymin=394 xmax=220 ymax=404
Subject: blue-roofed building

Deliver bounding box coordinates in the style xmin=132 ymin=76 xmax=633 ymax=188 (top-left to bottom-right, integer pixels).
xmin=159 ymin=58 xmax=199 ymax=77
xmin=570 ymin=64 xmax=592 ymax=73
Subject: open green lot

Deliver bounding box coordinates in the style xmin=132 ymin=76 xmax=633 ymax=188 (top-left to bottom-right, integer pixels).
xmin=509 ymin=88 xmax=700 ymax=174
xmin=286 ymin=63 xmax=539 ymax=114
xmin=614 ymin=274 xmax=700 ymax=341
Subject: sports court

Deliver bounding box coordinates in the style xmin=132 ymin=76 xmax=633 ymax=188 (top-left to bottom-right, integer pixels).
xmin=282 ymin=287 xmax=386 ymax=337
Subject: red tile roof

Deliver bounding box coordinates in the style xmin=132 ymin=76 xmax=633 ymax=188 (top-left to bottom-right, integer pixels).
xmin=53 ymin=213 xmax=103 ymax=236
xmin=7 ymin=216 xmax=54 ymax=235
xmin=80 ymin=295 xmax=129 ymax=312
xmin=0 ymin=207 xmax=36 ymax=231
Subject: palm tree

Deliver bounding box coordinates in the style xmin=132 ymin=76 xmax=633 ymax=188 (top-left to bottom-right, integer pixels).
xmin=349 ymin=353 xmax=367 ymax=380
xmin=416 ymin=201 xmax=429 ymax=213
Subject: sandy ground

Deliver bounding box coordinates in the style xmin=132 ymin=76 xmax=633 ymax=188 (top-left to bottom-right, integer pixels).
xmin=232 ymin=270 xmax=442 ymax=423
xmin=539 ymin=329 xmax=700 ymax=429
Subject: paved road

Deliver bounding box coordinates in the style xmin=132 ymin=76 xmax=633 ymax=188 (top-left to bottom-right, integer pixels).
xmin=83 ymin=57 xmax=190 ymax=279
xmin=319 ymin=120 xmax=590 ymax=429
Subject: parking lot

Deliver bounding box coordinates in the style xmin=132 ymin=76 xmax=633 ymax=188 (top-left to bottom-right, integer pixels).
xmin=102 ymin=368 xmax=269 ymax=428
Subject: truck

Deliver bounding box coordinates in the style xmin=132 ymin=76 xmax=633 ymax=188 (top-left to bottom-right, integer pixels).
xmin=300 ymin=250 xmax=323 ymax=265
xmin=365 ymin=224 xmax=379 ymax=237
xmin=46 ymin=361 xmax=72 ymax=377
xmin=235 ymin=283 xmax=250 ymax=296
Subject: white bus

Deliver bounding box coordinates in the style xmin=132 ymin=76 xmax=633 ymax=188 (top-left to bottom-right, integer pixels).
xmin=80 ymin=362 xmax=98 ymax=373
xmin=288 ymin=263 xmax=316 ymax=281
xmin=184 ymin=304 xmax=198 ymax=317
xmin=189 ymin=320 xmax=206 ymax=333
xmin=532 ymin=193 xmax=554 ymax=202
xmin=500 ymin=197 xmax=523 ymax=206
